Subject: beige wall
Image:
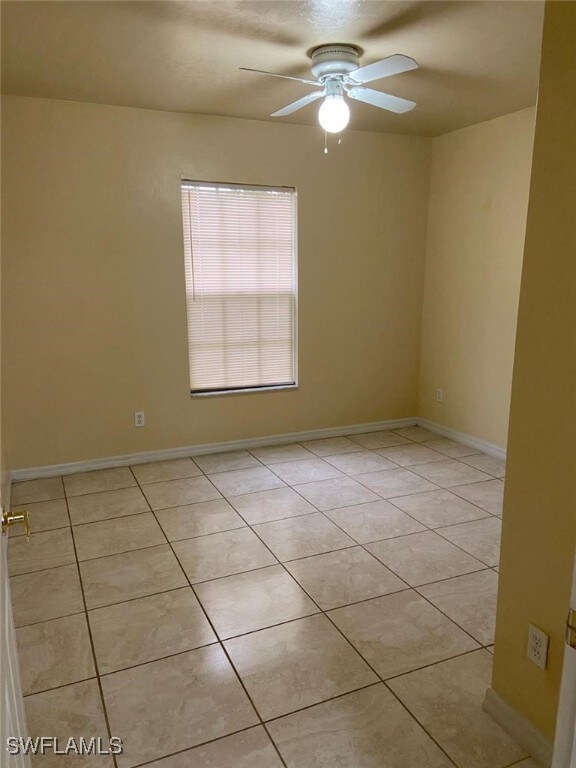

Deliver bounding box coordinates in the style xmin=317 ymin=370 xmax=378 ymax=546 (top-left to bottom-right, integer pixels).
xmin=419 ymin=108 xmax=535 ymax=448
xmin=1 ymin=96 xmax=431 ymax=469
xmin=492 ymin=1 xmax=576 ymax=740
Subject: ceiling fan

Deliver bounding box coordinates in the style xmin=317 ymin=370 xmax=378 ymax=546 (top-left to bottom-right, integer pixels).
xmin=241 ymin=44 xmax=418 ymax=133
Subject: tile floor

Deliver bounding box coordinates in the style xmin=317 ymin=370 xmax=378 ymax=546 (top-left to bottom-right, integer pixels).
xmin=8 ymin=426 xmax=531 ymax=768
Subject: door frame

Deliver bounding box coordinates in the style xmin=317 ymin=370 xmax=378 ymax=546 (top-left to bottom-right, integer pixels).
xmin=1 ymin=498 xmax=31 ymax=768
xmin=552 ymin=550 xmax=576 ymax=767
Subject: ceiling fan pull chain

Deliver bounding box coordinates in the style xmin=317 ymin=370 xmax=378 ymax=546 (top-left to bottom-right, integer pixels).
xmin=324 ymin=131 xmax=328 ymax=154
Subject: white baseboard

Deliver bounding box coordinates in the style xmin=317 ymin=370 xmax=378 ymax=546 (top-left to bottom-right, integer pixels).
xmin=417 ymin=418 xmax=506 ymax=460
xmin=483 ymin=687 xmax=552 ymax=767
xmin=9 ymin=415 xmax=507 ymax=482
xmin=9 ymin=417 xmax=418 ymax=481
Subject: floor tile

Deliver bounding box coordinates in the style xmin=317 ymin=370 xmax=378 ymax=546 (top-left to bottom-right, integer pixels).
xmin=101 ymin=645 xmax=258 ymax=768
xmin=410 ymin=460 xmax=493 ymax=488
xmin=9 ymin=498 xmax=69 ymax=536
xmin=253 ymin=512 xmax=354 ymax=561
xmin=377 ymin=444 xmax=446 ymax=467
xmin=228 ymin=486 xmax=316 ymax=525
xmin=461 ymin=453 xmax=506 ymax=478
xmin=225 ymin=614 xmax=377 ymax=720
xmin=10 ymin=564 xmax=84 ymax=627
xmin=142 ymin=476 xmax=221 ymax=510
xmin=130 ymin=457 xmax=201 ymax=484
xmin=329 ymin=591 xmax=478 ymax=679
xmin=366 ymin=531 xmax=486 ymax=587
xmin=172 ymin=527 xmax=277 ymax=582
xmin=24 ymin=680 xmax=112 ymax=768
xmin=267 ymin=683 xmax=453 ymax=768
xmin=347 ymin=430 xmax=411 ymax=449
xmin=269 ymin=457 xmax=344 ymax=485
xmin=195 ymin=565 xmax=319 ymax=640
xmin=437 ymin=517 xmax=502 ymax=567
xmin=325 ymin=499 xmax=425 ymax=544
xmin=17 ymin=613 xmax=95 ymax=695
xmin=193 ymin=449 xmax=261 ymax=473
xmin=73 ymin=512 xmax=165 ymax=561
xmin=452 ymin=480 xmax=505 ymax=515
xmin=390 ymin=489 xmax=490 ymax=528
xmin=392 ymin=426 xmax=438 ymax=443
xmin=293 ymin=476 xmax=381 ymax=511
xmin=418 ymin=570 xmax=498 ymax=645
xmin=425 ymin=438 xmax=481 ymax=458
xmin=80 ymin=544 xmax=187 ymax=609
xmin=208 ymin=466 xmax=285 ymax=496
xmin=155 ymin=498 xmax=246 ymax=541
xmin=250 ymin=443 xmax=315 ymax=465
xmin=11 ymin=476 xmax=64 ymax=505
xmin=301 ymin=436 xmax=364 ymax=457
xmin=8 ymin=528 xmax=76 ymax=576
xmin=323 ymin=451 xmax=398 ymax=475
xmin=389 ymin=650 xmax=526 ymax=768
xmin=64 ymin=467 xmax=136 ymax=496
xmin=67 ymin=486 xmax=149 ymax=525
xmin=146 ymin=727 xmax=284 ymax=768
xmin=285 ymin=547 xmax=406 ymax=610
xmin=511 ymin=760 xmax=539 ymax=767
xmin=89 ymin=587 xmax=216 ymax=674
xmin=356 ymin=468 xmax=438 ymax=498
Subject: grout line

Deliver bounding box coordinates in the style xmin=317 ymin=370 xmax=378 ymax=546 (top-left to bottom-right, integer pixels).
xmin=126 ymin=724 xmax=284 ymax=768
xmin=9 ymin=523 xmax=70 ymax=538
xmin=71 ymin=509 xmax=151 ymax=528
xmin=182 ymin=561 xmax=282 ymax=588
xmin=13 ymin=607 xmax=87 ymax=630
xmin=85 ymin=585 xmax=189 ymax=614
xmin=382 ymin=680 xmax=461 ymax=766
xmin=10 ymin=437 xmax=504 ymax=767
xmin=241 ymin=500 xmax=465 ymax=765
xmin=61 ymin=481 xmax=119 ymax=768
xmin=248 ymin=533 xmax=461 ymax=767
xmin=260 ymin=681 xmax=382 ymax=725
xmin=97 ymin=641 xmax=219 ymax=678
xmin=125 ymin=466 xmax=290 ymax=768
xmin=22 ymin=675 xmax=99 ymax=699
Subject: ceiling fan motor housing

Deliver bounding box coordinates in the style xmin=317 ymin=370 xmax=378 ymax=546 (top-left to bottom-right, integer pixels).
xmin=310 ymin=44 xmax=361 ymax=80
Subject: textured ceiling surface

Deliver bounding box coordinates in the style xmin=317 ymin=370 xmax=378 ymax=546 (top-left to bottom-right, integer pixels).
xmin=1 ymin=0 xmax=544 ymax=136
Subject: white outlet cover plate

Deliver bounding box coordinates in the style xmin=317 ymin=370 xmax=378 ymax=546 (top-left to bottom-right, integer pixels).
xmin=527 ymin=623 xmax=549 ymax=669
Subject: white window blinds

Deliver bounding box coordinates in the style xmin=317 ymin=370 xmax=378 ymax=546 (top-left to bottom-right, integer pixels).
xmin=181 ymin=182 xmax=297 ymax=393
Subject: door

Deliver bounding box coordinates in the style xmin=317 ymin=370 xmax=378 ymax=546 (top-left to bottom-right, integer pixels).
xmin=552 ymin=551 xmax=576 ymax=768
xmin=0 ymin=506 xmax=30 ymax=768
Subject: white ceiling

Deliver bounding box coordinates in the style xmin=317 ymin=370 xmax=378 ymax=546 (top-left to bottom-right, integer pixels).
xmin=1 ymin=0 xmax=545 ymax=136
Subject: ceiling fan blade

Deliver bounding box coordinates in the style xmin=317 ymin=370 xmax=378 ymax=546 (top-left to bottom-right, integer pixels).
xmin=271 ymin=90 xmax=325 ymax=117
xmin=347 ymin=54 xmax=418 ymax=85
xmin=239 ymin=67 xmax=320 ymax=87
xmin=347 ymin=86 xmax=416 ymax=114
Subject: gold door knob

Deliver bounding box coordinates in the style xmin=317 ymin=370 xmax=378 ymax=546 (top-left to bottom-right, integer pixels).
xmin=1 ymin=509 xmax=31 ymax=541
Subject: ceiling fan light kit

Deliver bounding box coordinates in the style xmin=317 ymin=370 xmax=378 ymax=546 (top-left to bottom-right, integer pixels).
xmin=318 ymin=80 xmax=350 ymax=133
xmin=240 ymin=43 xmax=418 ymax=137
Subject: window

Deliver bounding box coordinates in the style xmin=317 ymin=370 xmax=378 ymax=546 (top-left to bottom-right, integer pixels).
xmin=181 ymin=181 xmax=297 ymax=394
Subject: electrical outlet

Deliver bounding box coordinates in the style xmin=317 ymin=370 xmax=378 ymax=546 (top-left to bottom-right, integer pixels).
xmin=527 ymin=623 xmax=549 ymax=669
xmin=134 ymin=411 xmax=145 ymax=428
xmin=436 ymin=388 xmax=443 ymax=402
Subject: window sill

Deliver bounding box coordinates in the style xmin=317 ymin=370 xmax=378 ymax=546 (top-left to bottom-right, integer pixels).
xmin=191 ymin=384 xmax=298 ymax=399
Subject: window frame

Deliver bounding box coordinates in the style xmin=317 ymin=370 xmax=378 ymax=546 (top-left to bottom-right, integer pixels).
xmin=181 ymin=179 xmax=299 ymax=398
